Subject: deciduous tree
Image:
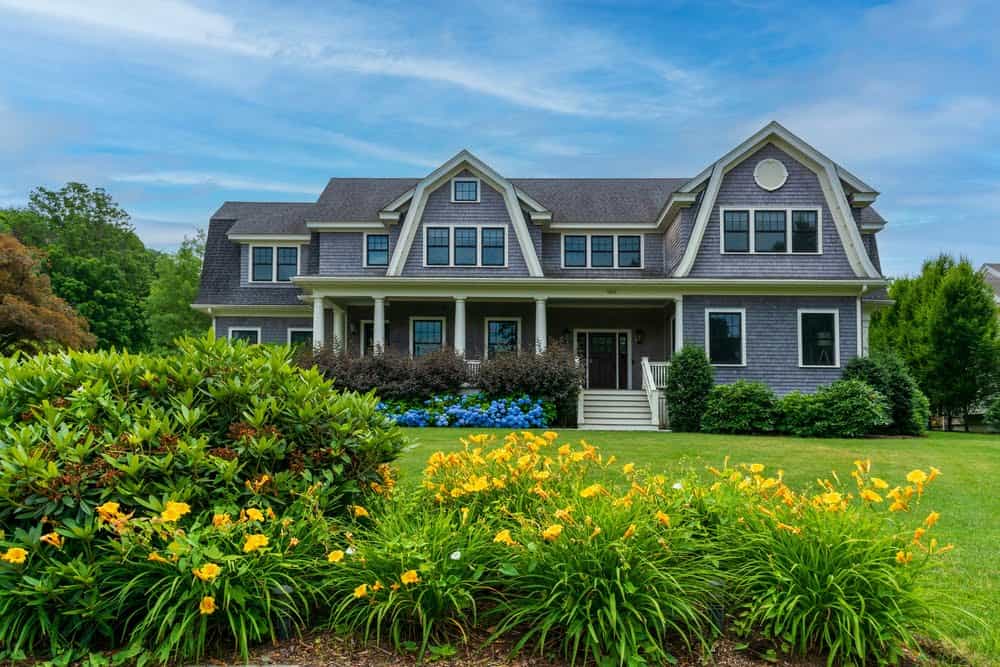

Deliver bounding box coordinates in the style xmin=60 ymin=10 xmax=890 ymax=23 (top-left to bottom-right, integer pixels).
xmin=145 ymin=230 xmax=211 ymax=349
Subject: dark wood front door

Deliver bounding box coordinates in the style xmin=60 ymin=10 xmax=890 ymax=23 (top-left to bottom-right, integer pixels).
xmin=587 ymin=332 xmax=617 ymax=389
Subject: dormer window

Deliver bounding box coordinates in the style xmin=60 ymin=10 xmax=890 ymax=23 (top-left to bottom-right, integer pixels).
xmin=452 ymin=178 xmax=479 ymax=203
xmin=250 ymin=245 xmax=299 ymax=282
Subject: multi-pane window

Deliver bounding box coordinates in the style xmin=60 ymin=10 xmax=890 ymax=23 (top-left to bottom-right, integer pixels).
xmin=564 ymin=235 xmax=587 ymax=267
xmin=426 ymin=227 xmax=450 ymax=265
xmin=252 ymin=247 xmax=273 ymax=282
xmin=454 ymin=227 xmax=477 ymax=266
xmin=411 ymin=319 xmax=444 ymax=357
xmin=366 ymin=234 xmax=389 ymax=266
xmin=590 ymin=235 xmax=614 ymax=267
xmin=707 ymin=311 xmax=744 ymax=365
xmin=486 ymin=319 xmax=519 ymax=358
xmin=791 ymin=210 xmax=819 ymax=253
xmin=288 ymin=330 xmax=312 ymax=347
xmin=362 ymin=321 xmax=391 ymax=356
xmin=754 ymin=211 xmax=787 ymax=252
xmin=229 ymin=329 xmax=259 ymax=344
xmin=617 ymin=235 xmax=641 ymax=267
xmin=277 ymin=247 xmax=298 ymax=281
xmin=800 ymin=311 xmax=838 ymax=366
xmin=453 ymin=179 xmax=478 ymax=202
xmin=723 ymin=210 xmax=750 ymax=252
xmin=481 ymin=227 xmax=505 ymax=266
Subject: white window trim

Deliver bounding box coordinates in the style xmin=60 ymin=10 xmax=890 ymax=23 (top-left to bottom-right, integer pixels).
xmin=422 ymin=224 xmax=508 ymax=268
xmin=571 ymin=328 xmax=633 ymax=390
xmin=797 ymin=308 xmax=841 ymax=368
xmin=559 ymin=233 xmax=645 ymax=269
xmin=483 ymin=317 xmax=522 ymax=359
xmin=228 ymin=326 xmax=262 ymax=344
xmin=409 ymin=316 xmax=447 ymax=357
xmin=286 ymin=328 xmax=313 ymax=345
xmin=450 ymin=176 xmax=481 ymax=203
xmin=359 ymin=319 xmax=392 ymax=356
xmin=362 ymin=232 xmax=390 ymax=268
xmin=704 ymin=307 xmax=747 ymax=367
xmin=248 ymin=244 xmax=301 ymax=283
xmin=718 ymin=207 xmax=823 ymax=255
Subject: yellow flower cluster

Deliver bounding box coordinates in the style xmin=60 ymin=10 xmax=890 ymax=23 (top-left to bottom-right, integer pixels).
xmin=1 ymin=547 xmax=27 ymax=564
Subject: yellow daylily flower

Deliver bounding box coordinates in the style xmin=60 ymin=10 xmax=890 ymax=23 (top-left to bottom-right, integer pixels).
xmin=327 ymin=550 xmax=345 ymax=563
xmin=200 ymin=596 xmax=216 ymax=615
xmin=96 ymin=501 xmax=122 ymax=521
xmin=245 ymin=508 xmax=265 ymax=522
xmin=400 ymin=569 xmax=420 ymax=585
xmin=353 ymin=505 xmax=370 ymax=519
xmin=1 ymin=547 xmax=27 ymax=564
xmin=541 ymin=524 xmax=563 ymax=542
xmin=924 ymin=511 xmax=940 ymax=528
xmin=655 ymin=511 xmax=671 ymax=527
xmin=860 ymin=489 xmax=883 ymax=503
xmin=40 ymin=532 xmax=63 ymax=548
xmin=906 ymin=469 xmax=928 ymax=485
xmin=622 ymin=463 xmax=636 ymax=475
xmin=212 ymin=513 xmax=232 ymax=528
xmin=160 ymin=501 xmax=191 ymax=523
xmin=354 ymin=583 xmax=368 ymax=598
xmin=493 ymin=529 xmax=517 ymax=547
xmin=623 ymin=524 xmax=637 ymax=539
xmin=243 ymin=534 xmax=269 ymax=553
xmin=193 ymin=563 xmax=222 ymax=582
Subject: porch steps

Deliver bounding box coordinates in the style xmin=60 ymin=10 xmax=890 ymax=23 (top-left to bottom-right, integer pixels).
xmin=579 ymin=390 xmax=657 ymax=431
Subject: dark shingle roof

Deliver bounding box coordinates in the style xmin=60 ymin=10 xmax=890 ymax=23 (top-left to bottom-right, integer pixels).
xmin=856 ymin=206 xmax=886 ymax=227
xmin=511 ymin=178 xmax=688 ymax=223
xmin=982 ymin=263 xmax=1000 ymax=297
xmin=314 ymin=178 xmax=419 ymax=222
xmin=862 ymin=286 xmax=892 ymax=303
xmin=212 ymin=202 xmax=315 ymax=236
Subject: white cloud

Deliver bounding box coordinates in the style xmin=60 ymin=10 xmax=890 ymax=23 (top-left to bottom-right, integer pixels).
xmin=111 ymin=171 xmax=319 ymax=195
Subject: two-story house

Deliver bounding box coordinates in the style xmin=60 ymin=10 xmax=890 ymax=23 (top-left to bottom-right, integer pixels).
xmin=193 ymin=122 xmax=890 ymax=428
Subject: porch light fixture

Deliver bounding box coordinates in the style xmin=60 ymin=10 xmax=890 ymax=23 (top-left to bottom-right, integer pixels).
xmin=636 ymin=329 xmax=645 ymax=345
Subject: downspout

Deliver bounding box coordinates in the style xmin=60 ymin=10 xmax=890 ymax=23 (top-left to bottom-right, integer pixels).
xmin=857 ymin=283 xmax=869 ymax=357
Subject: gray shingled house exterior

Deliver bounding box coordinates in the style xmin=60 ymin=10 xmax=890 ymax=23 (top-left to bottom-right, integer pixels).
xmin=194 ymin=122 xmax=891 ymax=429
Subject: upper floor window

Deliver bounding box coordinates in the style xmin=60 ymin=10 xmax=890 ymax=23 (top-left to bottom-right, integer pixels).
xmin=481 ymin=228 xmax=505 ymax=266
xmin=754 ymin=211 xmax=787 ymax=253
xmin=366 ymin=234 xmax=389 ymax=267
xmin=426 ymin=227 xmax=450 ymax=265
xmin=452 ymin=178 xmax=479 ymax=202
xmin=706 ymin=309 xmax=745 ymax=366
xmin=561 ymin=234 xmax=643 ymax=269
xmin=798 ymin=309 xmax=839 ymax=367
xmin=423 ymin=226 xmax=506 ymax=267
xmin=719 ymin=208 xmax=822 ymax=254
xmin=454 ymin=227 xmax=477 ymax=266
xmin=251 ymin=245 xmax=298 ymax=282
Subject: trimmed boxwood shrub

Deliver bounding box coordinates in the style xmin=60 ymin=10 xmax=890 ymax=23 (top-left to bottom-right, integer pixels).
xmin=842 ymin=351 xmax=930 ymax=435
xmin=664 ymin=345 xmax=714 ymax=432
xmin=779 ymin=379 xmax=890 ymax=438
xmin=302 ymin=347 xmax=467 ymax=400
xmin=701 ymin=380 xmax=778 ymax=434
xmin=476 ymin=343 xmax=582 ymax=426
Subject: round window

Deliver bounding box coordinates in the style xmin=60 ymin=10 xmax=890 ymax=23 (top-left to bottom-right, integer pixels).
xmin=753 ymin=158 xmax=788 ymax=191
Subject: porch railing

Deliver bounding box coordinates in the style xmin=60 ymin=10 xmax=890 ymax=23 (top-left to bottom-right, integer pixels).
xmin=647 ymin=361 xmax=670 ymax=389
xmin=640 ymin=357 xmax=662 ymax=428
xmin=465 ymin=359 xmax=482 ymax=382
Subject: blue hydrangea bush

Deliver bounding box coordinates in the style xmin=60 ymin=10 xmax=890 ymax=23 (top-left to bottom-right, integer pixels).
xmin=378 ymin=393 xmax=553 ymax=428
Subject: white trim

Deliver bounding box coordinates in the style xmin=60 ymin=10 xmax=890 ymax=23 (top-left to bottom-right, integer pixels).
xmin=305 ymin=222 xmax=387 ymax=232
xmin=673 ymin=122 xmax=881 ymax=278
xmin=719 ymin=207 xmax=823 ymax=255
xmin=227 ymin=326 xmax=262 ymax=344
xmin=228 ymin=233 xmax=310 ymax=243
xmin=559 ymin=233 xmax=645 ymax=269
xmin=286 ymin=327 xmax=313 ymax=345
xmin=192 ymin=305 xmax=310 ymax=317
xmin=856 ymin=296 xmax=864 ymax=357
xmin=483 ymin=317 xmax=522 ymax=359
xmin=422 ymin=224 xmax=508 ymax=268
xmin=572 ymin=328 xmax=633 ymax=390
xmin=450 ymin=176 xmax=481 ymax=203
xmin=248 ymin=243 xmax=301 ymax=283
xmin=386 ymin=150 xmax=543 ymax=277
xmin=797 ymin=308 xmax=841 ymax=368
xmin=363 ymin=232 xmax=390 ymax=268
xmin=704 ymin=307 xmax=747 ymax=367
xmin=408 ymin=316 xmax=447 ymax=357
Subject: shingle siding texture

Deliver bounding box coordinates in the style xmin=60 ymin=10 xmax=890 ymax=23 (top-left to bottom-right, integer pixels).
xmin=682 ymin=295 xmax=857 ymax=395
xmin=401 ymin=174 xmax=529 ymax=276
xmin=540 ymin=233 xmax=666 ymax=277
xmin=861 ymin=234 xmax=881 ymax=273
xmin=688 ymin=144 xmax=857 ymax=279
xmin=195 ymin=220 xmax=302 ymax=306
xmin=664 ymin=202 xmax=700 ymax=274
xmin=238 ymin=242 xmax=310 ymax=288
xmin=317 ymin=232 xmax=389 ymax=276
xmin=215 ymin=316 xmax=312 ymax=345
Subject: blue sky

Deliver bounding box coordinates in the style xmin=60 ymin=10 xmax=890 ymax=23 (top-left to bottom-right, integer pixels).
xmin=0 ymin=0 xmax=997 ymax=277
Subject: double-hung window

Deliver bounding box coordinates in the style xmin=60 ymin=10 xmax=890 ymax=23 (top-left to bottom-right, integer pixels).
xmin=486 ymin=318 xmax=520 ymax=358
xmin=562 ymin=234 xmax=643 ymax=268
xmin=481 ymin=227 xmax=505 ymax=266
xmin=754 ymin=211 xmax=787 ymax=252
xmin=563 ymin=235 xmax=587 ymax=267
xmin=723 ymin=211 xmax=750 ymax=253
xmin=454 ymin=227 xmax=477 ymax=266
xmin=229 ymin=328 xmax=260 ymax=344
xmin=791 ymin=210 xmax=819 ymax=253
xmin=720 ymin=208 xmax=821 ymax=254
xmin=426 ymin=227 xmax=450 ymax=266
xmin=799 ymin=310 xmax=839 ymax=367
xmin=251 ymin=246 xmax=298 ymax=282
xmin=706 ymin=309 xmax=745 ymax=366
xmin=411 ymin=318 xmax=444 ymax=357
xmin=590 ymin=235 xmax=614 ymax=267
xmin=288 ymin=329 xmax=312 ymax=347
xmin=366 ymin=234 xmax=389 ymax=266
xmin=452 ymin=178 xmax=479 ymax=202
xmin=617 ymin=235 xmax=641 ymax=267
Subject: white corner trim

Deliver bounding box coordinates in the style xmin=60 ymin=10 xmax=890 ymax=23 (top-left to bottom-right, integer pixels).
xmin=796 ymin=307 xmax=841 ymax=368
xmin=227 ymin=326 xmax=262 ymax=344
xmin=673 ymin=122 xmax=880 ymax=279
xmin=483 ymin=316 xmax=523 ymax=359
xmin=408 ymin=316 xmax=447 ymax=357
xmin=386 ymin=150 xmax=543 ymax=276
xmin=704 ymin=307 xmax=747 ymax=367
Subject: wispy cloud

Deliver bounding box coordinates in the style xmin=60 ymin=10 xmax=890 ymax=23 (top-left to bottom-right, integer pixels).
xmin=111 ymin=171 xmax=319 ymax=195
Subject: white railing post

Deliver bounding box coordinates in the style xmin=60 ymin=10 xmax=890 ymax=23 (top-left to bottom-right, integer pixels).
xmin=640 ymin=357 xmax=660 ymax=427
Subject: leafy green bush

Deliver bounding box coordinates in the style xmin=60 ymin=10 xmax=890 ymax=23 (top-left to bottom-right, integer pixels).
xmin=664 ymin=345 xmax=714 ymax=432
xmin=700 ymin=380 xmax=778 ymax=434
xmin=987 ymin=395 xmax=1000 ymax=432
xmin=0 ymin=335 xmax=405 ymax=527
xmin=476 ymin=343 xmax=582 ymax=426
xmin=843 ymin=351 xmax=930 ymax=435
xmin=779 ymin=379 xmax=890 ymax=438
xmin=302 ymin=347 xmax=467 ymax=400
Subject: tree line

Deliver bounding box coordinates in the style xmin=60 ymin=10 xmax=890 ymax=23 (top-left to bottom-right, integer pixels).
xmin=0 ymin=182 xmax=209 ymax=354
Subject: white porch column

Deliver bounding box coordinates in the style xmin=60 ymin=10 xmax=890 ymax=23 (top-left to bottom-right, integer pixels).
xmin=312 ymin=295 xmax=325 ymax=349
xmin=453 ymin=297 xmax=466 ymax=356
xmin=535 ymin=297 xmax=547 ymax=353
xmin=674 ymin=296 xmax=684 ymax=354
xmin=332 ymin=305 xmax=346 ymax=351
xmin=373 ymin=297 xmax=386 ymax=353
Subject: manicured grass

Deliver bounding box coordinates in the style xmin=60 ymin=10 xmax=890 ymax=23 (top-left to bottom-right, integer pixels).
xmin=398 ymin=428 xmax=1000 ymax=663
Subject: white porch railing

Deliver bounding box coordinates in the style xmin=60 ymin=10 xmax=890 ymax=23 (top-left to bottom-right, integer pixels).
xmin=640 ymin=357 xmax=662 ymax=428
xmin=648 ymin=361 xmax=670 ymax=389
xmin=465 ymin=359 xmax=482 ymax=382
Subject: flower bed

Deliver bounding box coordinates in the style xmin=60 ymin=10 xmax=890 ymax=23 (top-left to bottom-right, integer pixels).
xmin=377 ymin=393 xmax=553 ymax=428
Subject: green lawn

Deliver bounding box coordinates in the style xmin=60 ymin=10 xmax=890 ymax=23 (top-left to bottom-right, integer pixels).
xmin=398 ymin=428 xmax=1000 ymax=664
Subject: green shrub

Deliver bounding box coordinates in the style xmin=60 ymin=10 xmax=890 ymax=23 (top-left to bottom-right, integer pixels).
xmin=302 ymin=347 xmax=467 ymax=400
xmin=984 ymin=394 xmax=1000 ymax=432
xmin=843 ymin=351 xmax=929 ymax=435
xmin=700 ymin=380 xmax=778 ymax=434
xmin=664 ymin=345 xmax=714 ymax=432
xmin=476 ymin=343 xmax=582 ymax=426
xmin=779 ymin=379 xmax=890 ymax=438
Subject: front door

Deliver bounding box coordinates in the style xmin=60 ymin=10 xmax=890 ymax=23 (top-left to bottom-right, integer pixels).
xmin=577 ymin=330 xmax=629 ymax=389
